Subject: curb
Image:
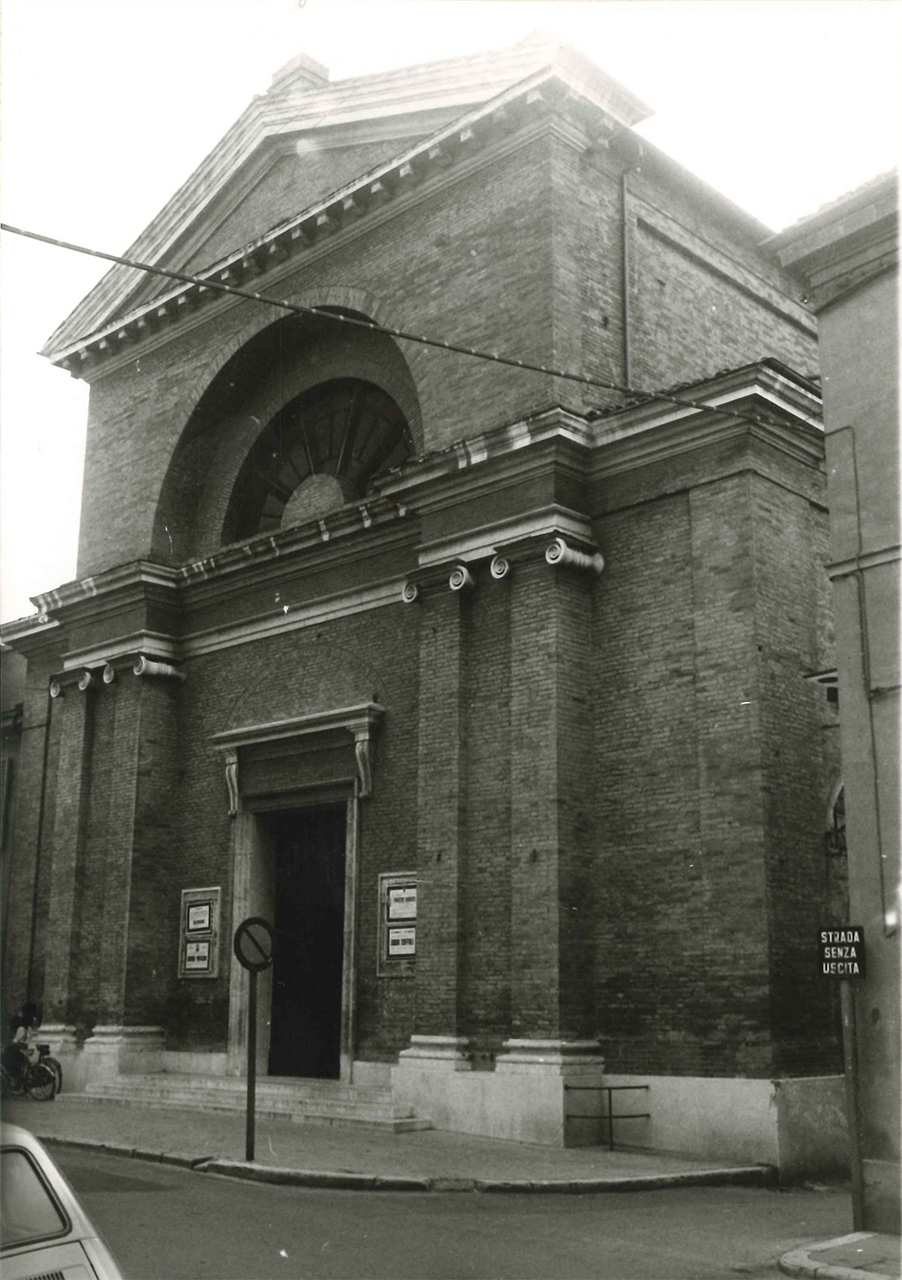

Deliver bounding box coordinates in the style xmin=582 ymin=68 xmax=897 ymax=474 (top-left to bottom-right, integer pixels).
xmin=42 ymin=1140 xmax=776 ymax=1194
xmin=779 ymin=1233 xmax=897 ymax=1280
xmin=40 ymin=1136 xmax=210 ymax=1170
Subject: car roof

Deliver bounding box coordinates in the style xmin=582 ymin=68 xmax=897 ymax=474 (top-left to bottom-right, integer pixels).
xmin=1 ymin=1121 xmax=96 ymax=1244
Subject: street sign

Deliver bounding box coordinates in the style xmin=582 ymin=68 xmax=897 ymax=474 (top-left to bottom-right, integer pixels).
xmin=233 ymin=916 xmax=275 ymax=1162
xmin=234 ymin=917 xmax=274 ymax=973
xmin=819 ymin=926 xmax=866 ymax=978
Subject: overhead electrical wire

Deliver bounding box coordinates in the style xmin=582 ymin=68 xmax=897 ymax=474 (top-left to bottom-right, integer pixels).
xmin=1 ymin=220 xmax=809 ymax=434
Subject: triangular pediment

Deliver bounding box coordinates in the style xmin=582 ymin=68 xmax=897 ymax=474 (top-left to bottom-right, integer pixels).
xmin=42 ymin=33 xmax=651 ymax=365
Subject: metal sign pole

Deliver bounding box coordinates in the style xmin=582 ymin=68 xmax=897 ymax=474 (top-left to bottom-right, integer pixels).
xmin=840 ymin=980 xmax=864 ymax=1230
xmin=233 ymin=916 xmax=274 ymax=1167
xmin=246 ymin=968 xmax=257 ymax=1163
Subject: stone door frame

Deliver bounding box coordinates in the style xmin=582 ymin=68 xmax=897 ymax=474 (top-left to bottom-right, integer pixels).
xmin=225 ymin=787 xmax=360 ymax=1083
xmin=213 ymin=704 xmax=382 ymax=1085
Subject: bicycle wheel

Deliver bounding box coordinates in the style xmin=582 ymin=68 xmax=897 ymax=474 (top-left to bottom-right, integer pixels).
xmin=26 ymin=1062 xmax=56 ymax=1101
xmin=46 ymin=1056 xmax=63 ymax=1094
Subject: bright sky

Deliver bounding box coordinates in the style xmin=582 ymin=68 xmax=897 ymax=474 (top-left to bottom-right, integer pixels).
xmin=1 ymin=0 xmax=900 ymax=623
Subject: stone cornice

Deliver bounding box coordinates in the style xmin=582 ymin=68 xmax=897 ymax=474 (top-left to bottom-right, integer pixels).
xmin=210 ymin=698 xmax=383 ymax=752
xmin=374 ymin=406 xmax=592 ymax=513
xmin=587 ymin=365 xmax=823 ymax=481
xmin=0 ymin=613 xmax=62 ymax=651
xmin=416 ymin=503 xmax=594 ymax=570
xmin=61 ymin=631 xmax=180 ymax=673
xmin=1 ymin=363 xmax=823 ymax=663
xmin=764 ymin=173 xmax=898 ymax=313
xmin=45 ymin=37 xmax=652 ymax=364
xmin=30 ymin=561 xmax=182 ymax=621
xmin=57 ymin=122 xmax=558 ymax=383
xmin=211 ymin=701 xmax=384 ymax=801
xmin=176 ymin=494 xmax=411 ymax=601
xmin=47 ymin=73 xmax=623 ymax=378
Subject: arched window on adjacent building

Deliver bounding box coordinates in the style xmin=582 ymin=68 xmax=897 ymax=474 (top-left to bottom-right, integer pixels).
xmin=223 ymin=377 xmax=413 ymax=543
xmin=824 ymin=786 xmax=847 ymax=859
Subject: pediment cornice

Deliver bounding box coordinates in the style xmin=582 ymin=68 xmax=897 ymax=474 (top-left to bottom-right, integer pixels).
xmin=44 ymin=52 xmax=649 ymax=375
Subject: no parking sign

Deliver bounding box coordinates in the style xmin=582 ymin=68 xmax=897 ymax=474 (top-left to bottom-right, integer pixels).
xmin=234 ymin=917 xmax=275 ymax=1162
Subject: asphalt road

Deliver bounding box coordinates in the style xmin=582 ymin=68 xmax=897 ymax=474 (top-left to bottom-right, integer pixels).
xmin=56 ymin=1147 xmax=851 ymax=1280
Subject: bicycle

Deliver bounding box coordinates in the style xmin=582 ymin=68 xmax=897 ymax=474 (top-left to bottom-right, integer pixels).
xmin=0 ymin=1054 xmax=57 ymax=1101
xmin=35 ymin=1043 xmax=63 ymax=1094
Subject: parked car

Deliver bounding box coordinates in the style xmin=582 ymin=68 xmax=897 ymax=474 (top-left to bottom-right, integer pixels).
xmin=0 ymin=1121 xmax=123 ymax=1279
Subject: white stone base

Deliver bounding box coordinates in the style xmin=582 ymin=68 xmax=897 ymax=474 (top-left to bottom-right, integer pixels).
xmin=349 ymin=1060 xmax=392 ymax=1087
xmin=81 ymin=1026 xmax=165 ymax=1081
xmin=601 ymin=1073 xmax=849 ymax=1180
xmin=33 ymin=1024 xmax=88 ymax=1093
xmin=396 ymin=1035 xmax=473 ymax=1070
xmin=393 ymin=1037 xmax=605 ymax=1146
xmin=392 ymin=1048 xmax=847 ymax=1172
xmin=160 ymin=1051 xmax=228 ymax=1076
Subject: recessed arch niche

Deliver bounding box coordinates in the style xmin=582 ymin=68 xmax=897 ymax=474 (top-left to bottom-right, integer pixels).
xmin=151 ymin=308 xmax=421 ymax=563
xmin=223 ymin=378 xmax=412 ymax=543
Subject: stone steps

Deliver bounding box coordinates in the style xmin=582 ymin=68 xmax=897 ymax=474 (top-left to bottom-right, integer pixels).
xmin=78 ymin=1073 xmax=431 ymax=1133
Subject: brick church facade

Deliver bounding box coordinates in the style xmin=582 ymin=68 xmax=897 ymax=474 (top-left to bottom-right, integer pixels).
xmin=2 ymin=35 xmax=846 ymax=1171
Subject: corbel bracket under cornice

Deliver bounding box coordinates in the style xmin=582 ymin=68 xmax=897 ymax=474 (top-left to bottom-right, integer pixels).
xmin=211 ymin=702 xmax=384 ymax=809
xmin=51 ymin=650 xmax=187 ymax=696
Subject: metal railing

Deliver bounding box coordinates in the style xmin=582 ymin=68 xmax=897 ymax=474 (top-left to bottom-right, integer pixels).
xmin=565 ymin=1083 xmax=650 ymax=1151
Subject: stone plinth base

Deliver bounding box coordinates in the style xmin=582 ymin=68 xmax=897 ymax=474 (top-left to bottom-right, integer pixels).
xmin=863 ymin=1159 xmax=902 ymax=1234
xmin=602 ymin=1073 xmax=849 ymax=1181
xmin=33 ymin=1024 xmax=87 ymax=1093
xmin=160 ymin=1051 xmax=228 ymax=1076
xmin=392 ymin=1037 xmax=605 ymax=1146
xmin=396 ymin=1035 xmax=473 ymax=1071
xmin=81 ymin=1026 xmax=165 ymax=1082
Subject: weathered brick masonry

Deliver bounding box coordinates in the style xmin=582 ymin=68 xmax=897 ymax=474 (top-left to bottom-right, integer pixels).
xmin=2 ymin=37 xmax=845 ymax=1160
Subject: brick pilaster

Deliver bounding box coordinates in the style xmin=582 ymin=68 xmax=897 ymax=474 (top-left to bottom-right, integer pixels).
xmin=2 ymin=658 xmax=58 ymax=1014
xmin=412 ymin=579 xmax=468 ymax=1039
xmin=508 ymin=543 xmax=597 ymax=1041
xmin=42 ymin=681 xmax=94 ymax=1023
xmin=98 ymin=666 xmax=181 ymax=1026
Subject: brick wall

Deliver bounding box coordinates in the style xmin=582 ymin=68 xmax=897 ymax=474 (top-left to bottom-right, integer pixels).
xmin=171 ymin=600 xmax=419 ymax=1055
xmin=6 ymin=97 xmax=837 ymax=1082
xmin=590 ymin=437 xmax=838 ymax=1077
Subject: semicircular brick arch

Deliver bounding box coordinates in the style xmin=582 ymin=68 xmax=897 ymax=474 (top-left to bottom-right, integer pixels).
xmin=151 ymin=286 xmax=423 ymax=564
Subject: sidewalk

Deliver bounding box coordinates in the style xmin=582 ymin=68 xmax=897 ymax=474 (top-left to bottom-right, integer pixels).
xmin=780 ymin=1231 xmax=901 ymax=1280
xmin=5 ymin=1092 xmax=774 ymax=1192
xmin=5 ymin=1096 xmax=897 ymax=1279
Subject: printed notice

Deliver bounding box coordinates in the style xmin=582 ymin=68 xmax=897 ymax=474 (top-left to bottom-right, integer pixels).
xmin=819 ymin=926 xmax=865 ymax=978
xmin=388 ymin=926 xmax=416 ymax=957
xmin=388 ymin=886 xmax=417 ymax=920
xmin=185 ymin=940 xmax=211 ymax=972
xmin=188 ymin=903 xmax=211 ymax=933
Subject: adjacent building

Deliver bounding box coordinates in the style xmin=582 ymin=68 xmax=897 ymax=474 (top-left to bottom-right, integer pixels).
xmin=1 ymin=35 xmax=848 ymax=1173
xmin=768 ymin=172 xmax=900 ymax=1230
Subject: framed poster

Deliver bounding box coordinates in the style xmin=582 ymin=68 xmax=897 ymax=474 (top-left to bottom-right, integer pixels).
xmin=179 ymin=886 xmax=221 ymax=979
xmin=378 ymin=872 xmax=417 ymax=976
xmin=388 ymin=885 xmax=417 ymax=920
xmin=388 ymin=926 xmax=416 ymax=957
xmin=188 ymin=902 xmax=211 ymax=933
xmin=184 ymin=940 xmax=211 ymax=973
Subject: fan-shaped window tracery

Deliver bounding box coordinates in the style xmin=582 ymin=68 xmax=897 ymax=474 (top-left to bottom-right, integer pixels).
xmin=224 ymin=378 xmax=412 ymax=543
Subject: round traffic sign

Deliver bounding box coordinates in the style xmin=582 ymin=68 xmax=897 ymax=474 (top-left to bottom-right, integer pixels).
xmin=233 ymin=916 xmax=275 ymax=972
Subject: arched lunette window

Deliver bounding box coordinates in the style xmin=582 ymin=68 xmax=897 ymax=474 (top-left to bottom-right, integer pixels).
xmin=224 ymin=378 xmax=412 ymax=542
xmin=824 ymin=786 xmax=846 ymax=858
